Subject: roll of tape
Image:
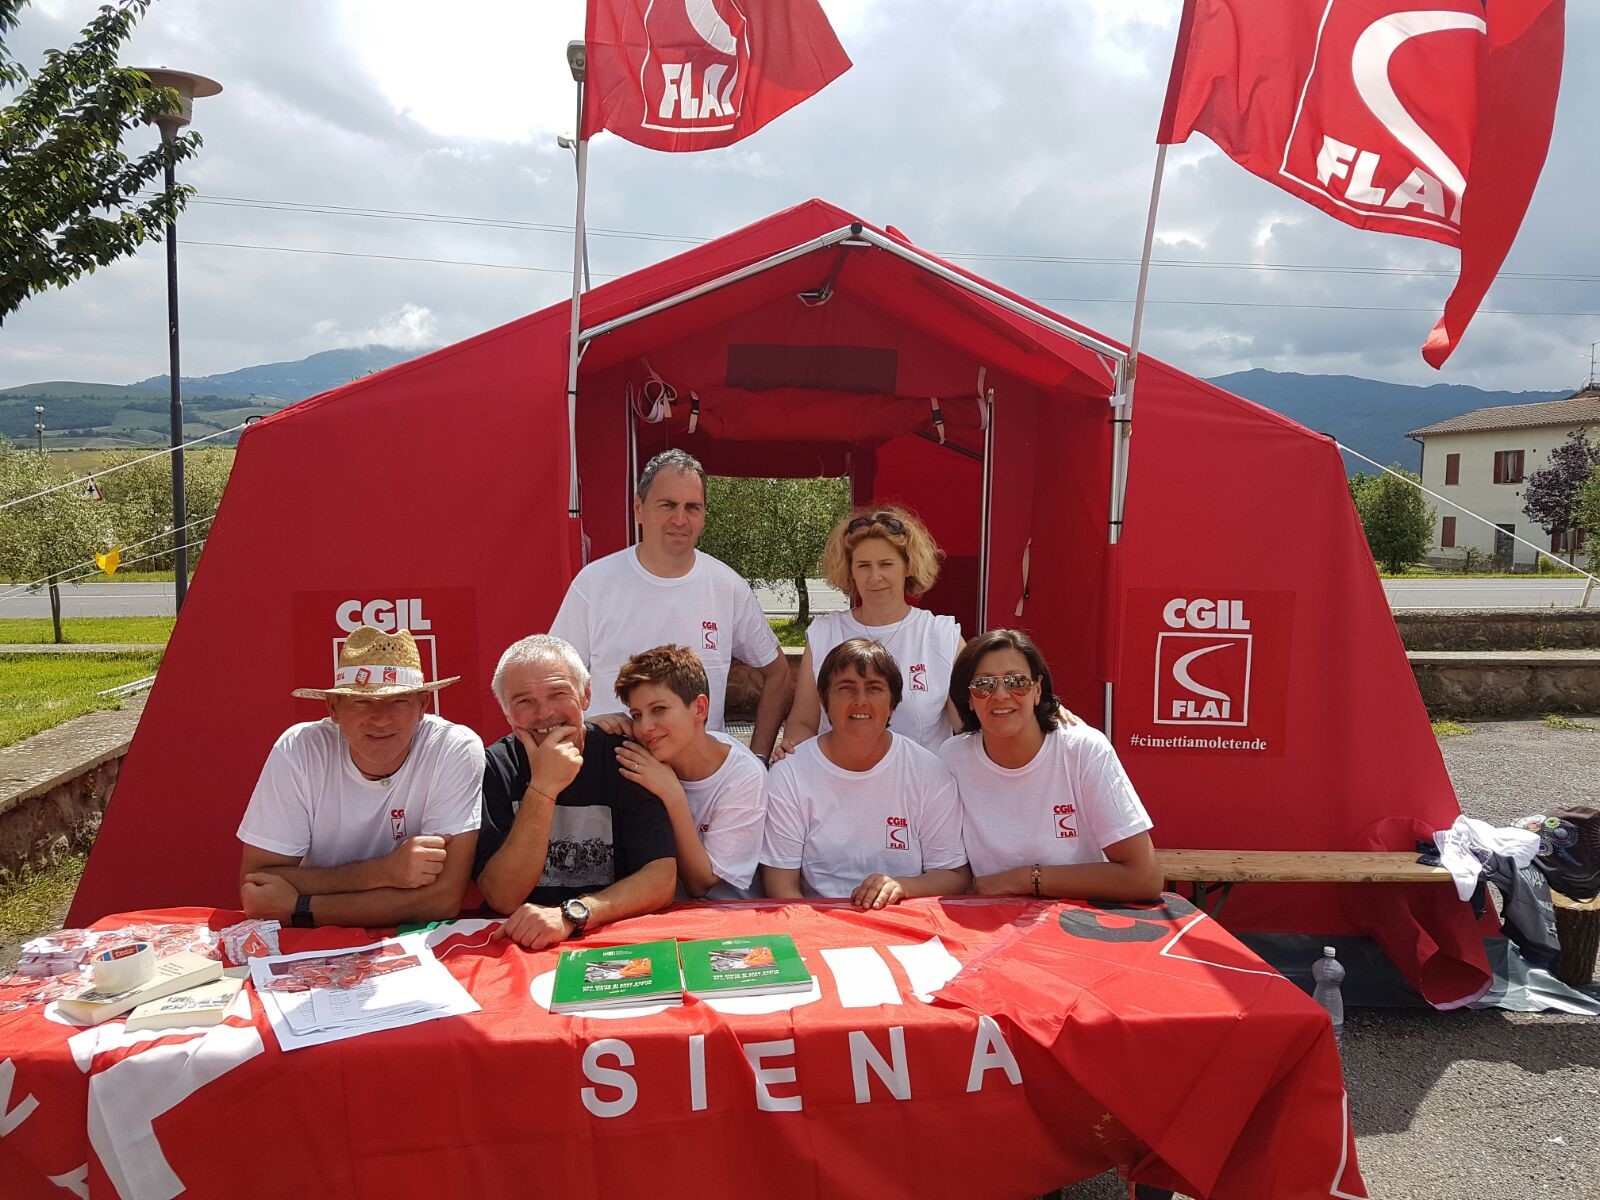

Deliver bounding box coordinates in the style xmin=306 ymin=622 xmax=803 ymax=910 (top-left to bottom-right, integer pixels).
xmin=92 ymin=940 xmax=154 ymax=993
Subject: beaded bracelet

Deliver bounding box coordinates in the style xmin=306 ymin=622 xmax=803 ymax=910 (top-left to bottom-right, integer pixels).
xmin=1030 ymin=864 xmax=1042 ymax=897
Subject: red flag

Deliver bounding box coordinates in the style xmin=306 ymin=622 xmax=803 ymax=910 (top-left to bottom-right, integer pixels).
xmin=581 ymin=0 xmax=851 ymax=152
xmin=1157 ymin=0 xmax=1565 ymax=368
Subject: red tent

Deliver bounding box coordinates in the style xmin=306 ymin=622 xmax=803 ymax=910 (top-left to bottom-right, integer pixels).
xmin=69 ymin=199 xmax=1487 ymax=1006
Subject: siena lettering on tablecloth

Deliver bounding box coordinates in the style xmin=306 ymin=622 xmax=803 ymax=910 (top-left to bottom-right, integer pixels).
xmin=575 ymin=1018 xmax=1021 ymax=1118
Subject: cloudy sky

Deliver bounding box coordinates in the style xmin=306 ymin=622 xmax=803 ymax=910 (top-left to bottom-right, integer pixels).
xmin=2 ymin=0 xmax=1596 ymax=393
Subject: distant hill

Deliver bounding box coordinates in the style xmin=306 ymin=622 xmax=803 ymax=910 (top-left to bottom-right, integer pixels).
xmin=2 ymin=349 xmax=1577 ymax=463
xmin=2 ymin=345 xmax=424 ymax=449
xmin=1211 ymin=369 xmax=1571 ymax=475
xmin=131 ymin=345 xmax=421 ymax=401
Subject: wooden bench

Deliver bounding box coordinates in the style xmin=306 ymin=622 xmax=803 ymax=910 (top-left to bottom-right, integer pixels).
xmin=1155 ymin=849 xmax=1454 ymax=917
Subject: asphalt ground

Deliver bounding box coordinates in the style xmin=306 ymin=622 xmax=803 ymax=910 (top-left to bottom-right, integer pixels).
xmin=1061 ymin=718 xmax=1600 ymax=1200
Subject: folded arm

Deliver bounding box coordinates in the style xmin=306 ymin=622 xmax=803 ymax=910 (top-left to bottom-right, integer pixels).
xmin=240 ymin=833 xmax=478 ymax=927
xmin=972 ymin=832 xmax=1162 ymax=902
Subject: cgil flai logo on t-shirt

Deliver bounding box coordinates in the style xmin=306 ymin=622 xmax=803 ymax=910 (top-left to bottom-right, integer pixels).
xmin=885 ymin=816 xmax=909 ymax=850
xmin=1054 ymin=803 xmax=1078 ymax=839
xmin=909 ymin=663 xmax=928 ymax=691
xmin=390 ymin=808 xmax=407 ymax=840
xmin=702 ymin=620 xmax=719 ymax=651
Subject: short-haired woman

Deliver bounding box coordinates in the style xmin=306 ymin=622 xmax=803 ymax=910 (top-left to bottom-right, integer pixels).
xmin=762 ymin=638 xmax=970 ymax=907
xmin=775 ymin=504 xmax=962 ymax=760
xmin=940 ymin=630 xmax=1162 ymax=901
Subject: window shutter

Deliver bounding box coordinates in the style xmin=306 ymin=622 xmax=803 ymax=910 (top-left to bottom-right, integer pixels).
xmin=1445 ymin=453 xmax=1460 ymax=485
xmin=1493 ymin=453 xmax=1504 ymax=484
xmin=1442 ymin=517 xmax=1456 ymax=548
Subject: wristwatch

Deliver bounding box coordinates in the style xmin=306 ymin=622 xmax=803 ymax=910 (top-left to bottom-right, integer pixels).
xmin=291 ymin=893 xmax=316 ymax=929
xmin=560 ymin=898 xmax=591 ymax=937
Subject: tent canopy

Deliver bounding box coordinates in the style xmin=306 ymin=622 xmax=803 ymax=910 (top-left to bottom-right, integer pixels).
xmin=69 ymin=199 xmax=1487 ymax=1007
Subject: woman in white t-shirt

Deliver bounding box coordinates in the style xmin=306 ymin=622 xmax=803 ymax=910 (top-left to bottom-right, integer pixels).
xmin=762 ymin=638 xmax=970 ymax=907
xmin=939 ymin=629 xmax=1162 ymax=902
xmin=774 ymin=504 xmax=962 ymax=759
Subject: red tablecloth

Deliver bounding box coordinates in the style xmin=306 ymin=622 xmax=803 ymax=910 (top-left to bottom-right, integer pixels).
xmin=0 ymin=897 xmax=1363 ymax=1200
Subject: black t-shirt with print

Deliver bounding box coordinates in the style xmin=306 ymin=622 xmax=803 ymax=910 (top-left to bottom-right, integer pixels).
xmin=474 ymin=726 xmax=675 ymax=905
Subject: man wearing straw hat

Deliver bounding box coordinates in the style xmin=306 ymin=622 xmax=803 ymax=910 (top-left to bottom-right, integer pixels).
xmin=237 ymin=626 xmax=484 ymax=928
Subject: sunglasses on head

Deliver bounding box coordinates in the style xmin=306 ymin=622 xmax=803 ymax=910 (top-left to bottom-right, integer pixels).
xmin=847 ymin=512 xmax=907 ymax=536
xmin=967 ymin=673 xmax=1036 ymax=699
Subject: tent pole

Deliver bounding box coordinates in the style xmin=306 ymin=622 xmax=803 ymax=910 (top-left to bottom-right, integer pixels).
xmin=1104 ymin=143 xmax=1169 ymax=735
xmin=978 ymin=387 xmax=995 ymax=632
xmin=564 ymin=73 xmax=589 ymax=520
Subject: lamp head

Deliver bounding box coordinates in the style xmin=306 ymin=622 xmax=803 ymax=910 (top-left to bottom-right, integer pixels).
xmin=566 ymin=40 xmax=586 ymax=82
xmin=135 ymin=67 xmax=222 ymax=140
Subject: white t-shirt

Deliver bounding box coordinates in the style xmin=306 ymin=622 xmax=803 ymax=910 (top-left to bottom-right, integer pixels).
xmin=938 ymin=724 xmax=1153 ymax=878
xmin=237 ymin=715 xmax=484 ymax=869
xmin=761 ymin=734 xmax=967 ymax=898
xmin=807 ymin=607 xmax=962 ymax=751
xmin=680 ymin=731 xmax=768 ymax=900
xmin=550 ymin=548 xmax=781 ymax=731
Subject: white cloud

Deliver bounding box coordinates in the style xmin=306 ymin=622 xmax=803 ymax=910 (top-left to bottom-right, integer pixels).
xmin=312 ymin=303 xmax=439 ymax=350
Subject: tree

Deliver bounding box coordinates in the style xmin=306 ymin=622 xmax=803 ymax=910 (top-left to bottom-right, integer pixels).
xmin=1575 ymin=460 xmax=1600 ymax=575
xmin=0 ymin=437 xmax=112 ymax=641
xmin=1 ymin=0 xmax=200 ymax=322
xmin=700 ymin=476 xmax=851 ymax=624
xmin=97 ymin=445 xmax=233 ymax=570
xmin=1349 ymin=466 xmax=1435 ymax=574
xmin=1522 ymin=427 xmax=1600 ymax=565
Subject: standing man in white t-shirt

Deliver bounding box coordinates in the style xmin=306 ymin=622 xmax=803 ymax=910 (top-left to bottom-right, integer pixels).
xmin=236 ymin=626 xmax=484 ymax=929
xmin=550 ymin=449 xmax=792 ymax=760
xmin=611 ymin=643 xmax=768 ymax=899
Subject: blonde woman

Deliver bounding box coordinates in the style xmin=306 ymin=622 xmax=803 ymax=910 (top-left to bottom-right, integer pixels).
xmin=773 ymin=505 xmax=962 ymax=760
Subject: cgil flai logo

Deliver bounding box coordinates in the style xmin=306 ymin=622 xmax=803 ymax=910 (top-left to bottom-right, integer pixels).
xmin=1154 ymin=598 xmax=1253 ymax=726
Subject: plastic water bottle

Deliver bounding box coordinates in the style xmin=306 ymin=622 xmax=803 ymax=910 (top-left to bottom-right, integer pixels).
xmin=1310 ymin=946 xmax=1346 ymax=1047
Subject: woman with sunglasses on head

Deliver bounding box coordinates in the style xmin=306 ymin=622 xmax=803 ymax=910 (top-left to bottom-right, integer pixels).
xmin=941 ymin=630 xmax=1162 ymax=902
xmin=773 ymin=504 xmax=963 ymax=762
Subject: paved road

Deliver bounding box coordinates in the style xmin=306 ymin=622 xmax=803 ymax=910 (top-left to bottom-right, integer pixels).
xmin=1384 ymin=577 xmax=1595 ymax=608
xmin=0 ymin=581 xmax=176 ymax=618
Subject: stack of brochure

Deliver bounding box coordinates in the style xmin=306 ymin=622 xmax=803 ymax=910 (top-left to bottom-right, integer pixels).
xmin=679 ymin=935 xmax=812 ymax=999
xmin=249 ymin=936 xmax=479 ymax=1051
xmin=550 ymin=934 xmax=813 ymax=1013
xmin=551 ymin=940 xmax=683 ymax=1013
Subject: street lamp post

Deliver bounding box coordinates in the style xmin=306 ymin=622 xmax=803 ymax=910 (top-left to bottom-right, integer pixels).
xmin=137 ymin=67 xmax=221 ymax=614
xmin=33 ymin=406 xmax=44 ymax=453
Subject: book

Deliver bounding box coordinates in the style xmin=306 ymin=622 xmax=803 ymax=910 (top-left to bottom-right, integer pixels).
xmin=56 ymin=951 xmax=223 ymax=1025
xmin=678 ymin=934 xmax=813 ymax=999
xmin=550 ymin=939 xmax=683 ymax=1013
xmin=124 ymin=971 xmax=247 ymax=1031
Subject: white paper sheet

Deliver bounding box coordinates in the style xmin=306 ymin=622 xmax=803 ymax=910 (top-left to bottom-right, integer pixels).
xmin=249 ymin=935 xmax=478 ymax=1051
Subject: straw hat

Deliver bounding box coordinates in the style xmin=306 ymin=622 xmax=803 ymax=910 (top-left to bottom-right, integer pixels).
xmin=291 ymin=626 xmax=460 ymax=700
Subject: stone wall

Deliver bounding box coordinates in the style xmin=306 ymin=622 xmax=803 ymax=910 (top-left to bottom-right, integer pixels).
xmin=1394 ymin=608 xmax=1600 ymax=651
xmin=0 ymin=754 xmax=121 ymax=885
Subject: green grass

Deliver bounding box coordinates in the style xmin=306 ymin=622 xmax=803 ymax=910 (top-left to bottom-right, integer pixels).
xmin=1542 ymin=713 xmax=1597 ymax=733
xmin=76 ymin=570 xmax=186 ymax=584
xmin=0 ymin=851 xmax=86 ymax=946
xmin=0 ymin=616 xmax=175 ymax=645
xmin=1380 ymin=567 xmax=1585 ymax=579
xmin=768 ymin=617 xmax=812 ymax=647
xmin=1431 ymin=719 xmax=1472 ymax=738
xmin=0 ymin=651 xmax=164 ymax=748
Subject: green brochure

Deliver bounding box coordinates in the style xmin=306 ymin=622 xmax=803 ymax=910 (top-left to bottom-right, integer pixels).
xmin=678 ymin=934 xmax=813 ymax=999
xmin=550 ymin=939 xmax=683 ymax=1013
